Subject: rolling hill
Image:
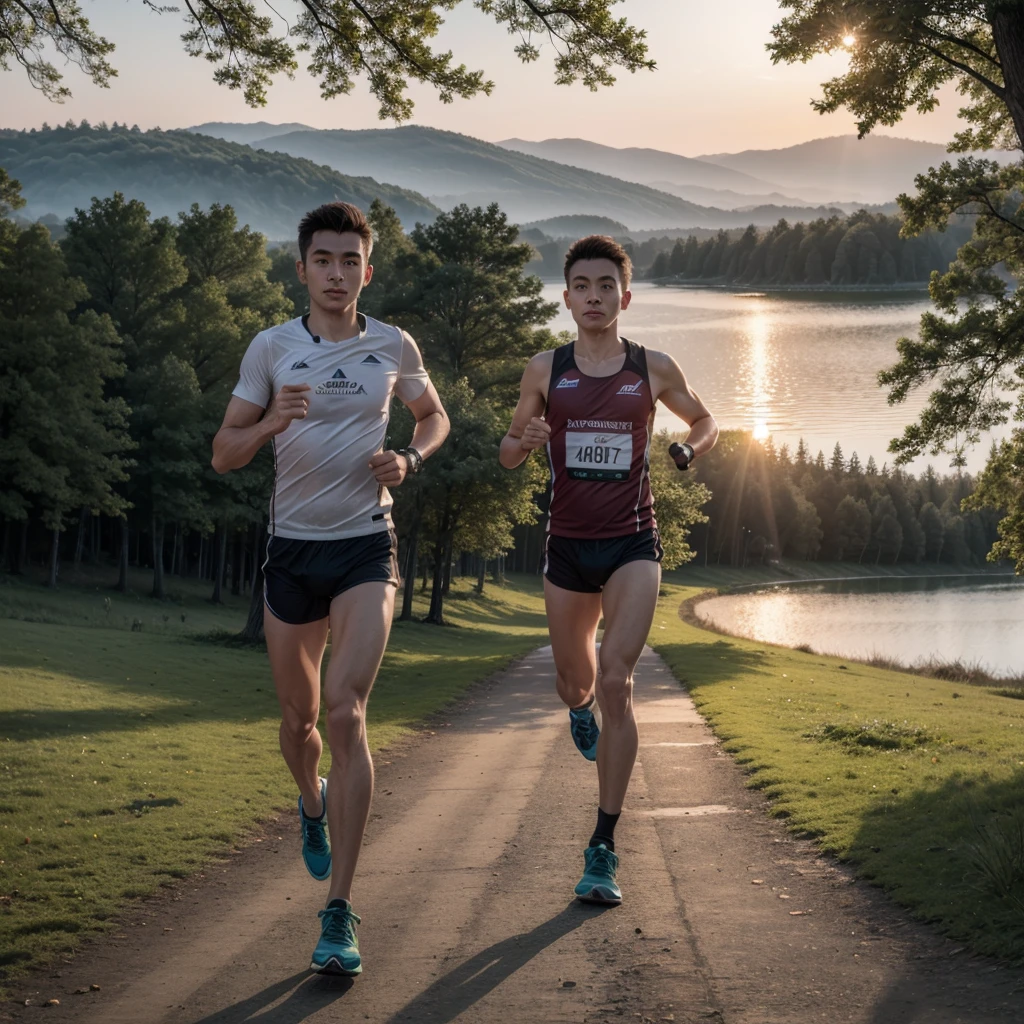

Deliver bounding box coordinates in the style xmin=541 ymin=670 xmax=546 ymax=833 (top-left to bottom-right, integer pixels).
xmin=695 ymin=135 xmax=1001 ymax=204
xmin=497 ymin=136 xmax=788 ymax=196
xmin=228 ymin=125 xmax=722 ymax=230
xmin=188 ymin=121 xmax=315 ymax=146
xmin=0 ymin=125 xmax=439 ymax=237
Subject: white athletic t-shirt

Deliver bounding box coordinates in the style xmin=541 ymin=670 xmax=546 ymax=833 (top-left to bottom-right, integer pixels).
xmin=232 ymin=314 xmax=430 ymax=541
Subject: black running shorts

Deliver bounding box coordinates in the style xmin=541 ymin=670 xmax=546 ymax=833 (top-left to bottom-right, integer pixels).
xmin=543 ymin=528 xmax=663 ymax=594
xmin=264 ymin=530 xmax=400 ymax=624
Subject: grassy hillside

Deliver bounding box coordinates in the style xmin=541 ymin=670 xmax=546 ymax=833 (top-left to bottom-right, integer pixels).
xmin=0 ymin=125 xmax=440 ymax=237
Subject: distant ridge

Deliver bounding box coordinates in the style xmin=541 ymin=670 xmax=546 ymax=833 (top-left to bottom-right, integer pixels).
xmin=0 ymin=125 xmax=439 ymax=237
xmin=188 ymin=121 xmax=314 ymax=146
xmin=695 ymin=134 xmax=1014 ymax=203
xmin=497 ymin=136 xmax=786 ymax=195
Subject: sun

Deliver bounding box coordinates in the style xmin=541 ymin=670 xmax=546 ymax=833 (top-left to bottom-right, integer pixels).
xmin=842 ymin=33 xmax=857 ymax=47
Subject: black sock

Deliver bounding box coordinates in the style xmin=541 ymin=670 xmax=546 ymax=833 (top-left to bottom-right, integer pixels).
xmin=589 ymin=808 xmax=620 ymax=852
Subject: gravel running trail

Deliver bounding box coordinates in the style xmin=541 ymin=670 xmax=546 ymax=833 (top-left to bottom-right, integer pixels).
xmin=10 ymin=647 xmax=1023 ymax=1023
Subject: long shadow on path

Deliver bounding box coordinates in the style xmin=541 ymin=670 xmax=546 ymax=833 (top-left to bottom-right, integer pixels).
xmin=386 ymin=901 xmax=611 ymax=1024
xmin=186 ymin=970 xmax=354 ymax=1024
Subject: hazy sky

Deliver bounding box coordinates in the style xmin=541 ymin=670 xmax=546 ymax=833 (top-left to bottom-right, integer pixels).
xmin=1 ymin=0 xmax=965 ymax=153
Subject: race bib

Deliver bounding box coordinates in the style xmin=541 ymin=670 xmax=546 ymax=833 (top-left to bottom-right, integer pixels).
xmin=565 ymin=430 xmax=633 ymax=481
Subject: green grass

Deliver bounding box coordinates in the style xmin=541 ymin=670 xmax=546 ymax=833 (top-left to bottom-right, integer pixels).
xmin=0 ymin=567 xmax=547 ymax=982
xmin=650 ymin=584 xmax=1024 ymax=962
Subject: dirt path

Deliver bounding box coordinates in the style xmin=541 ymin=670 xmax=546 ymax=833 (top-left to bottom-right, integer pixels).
xmin=10 ymin=647 xmax=1023 ymax=1023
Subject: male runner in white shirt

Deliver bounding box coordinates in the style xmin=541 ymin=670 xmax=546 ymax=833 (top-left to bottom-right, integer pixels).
xmin=212 ymin=201 xmax=449 ymax=976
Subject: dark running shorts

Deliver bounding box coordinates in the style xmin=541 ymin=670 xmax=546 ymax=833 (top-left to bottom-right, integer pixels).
xmin=264 ymin=530 xmax=400 ymax=624
xmin=543 ymin=528 xmax=663 ymax=594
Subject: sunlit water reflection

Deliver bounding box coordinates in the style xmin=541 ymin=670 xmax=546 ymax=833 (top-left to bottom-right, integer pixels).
xmin=542 ymin=283 xmax=1008 ymax=472
xmin=694 ymin=577 xmax=1024 ymax=677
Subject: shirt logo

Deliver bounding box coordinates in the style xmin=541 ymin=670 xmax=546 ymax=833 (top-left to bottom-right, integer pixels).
xmin=316 ymin=368 xmax=367 ymax=395
xmin=555 ymin=377 xmax=579 ymax=389
xmin=616 ymin=381 xmax=644 ymax=396
xmin=361 ymin=354 xmax=382 ymax=364
xmin=290 ymin=360 xmax=310 ymax=370
xmin=332 ymin=369 xmax=346 ymax=380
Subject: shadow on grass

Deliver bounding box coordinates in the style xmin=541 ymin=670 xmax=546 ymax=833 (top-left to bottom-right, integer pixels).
xmin=654 ymin=639 xmax=774 ymax=689
xmin=848 ymin=772 xmax=1024 ymax=964
xmin=0 ymin=704 xmax=279 ymax=741
xmin=386 ymin=902 xmax=609 ymax=1024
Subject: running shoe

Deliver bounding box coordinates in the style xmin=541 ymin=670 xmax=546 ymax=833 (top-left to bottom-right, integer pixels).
xmin=574 ymin=843 xmax=622 ymax=905
xmin=299 ymin=777 xmax=331 ymax=881
xmin=568 ymin=700 xmax=601 ymax=761
xmin=310 ymin=898 xmax=362 ymax=976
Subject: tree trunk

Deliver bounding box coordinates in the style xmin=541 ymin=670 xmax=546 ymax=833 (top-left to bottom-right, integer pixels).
xmin=211 ymin=522 xmax=227 ymax=604
xmin=73 ymin=508 xmax=87 ymax=569
xmin=399 ymin=519 xmax=420 ymax=621
xmin=240 ymin=555 xmax=265 ymax=642
xmin=425 ymin=533 xmax=451 ymax=625
xmin=475 ymin=557 xmax=486 ymax=594
xmin=116 ymin=519 xmax=129 ymax=592
xmin=90 ymin=512 xmax=100 ymax=564
xmin=0 ymin=520 xmax=8 ymax=574
xmin=231 ymin=533 xmax=242 ymax=596
xmin=16 ymin=520 xmax=28 ymax=574
xmin=992 ymin=6 xmax=1024 ymax=146
xmin=47 ymin=526 xmax=60 ymax=587
xmin=151 ymin=516 xmax=166 ymax=598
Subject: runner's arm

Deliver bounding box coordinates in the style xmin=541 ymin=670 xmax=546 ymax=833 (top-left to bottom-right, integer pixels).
xmin=649 ymin=351 xmax=719 ymax=460
xmin=211 ymin=387 xmax=311 ymax=474
xmin=499 ymin=353 xmax=552 ymax=470
xmin=369 ymin=334 xmax=450 ymax=486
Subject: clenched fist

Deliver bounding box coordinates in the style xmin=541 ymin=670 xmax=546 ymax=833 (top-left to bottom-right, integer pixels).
xmin=264 ymin=384 xmax=310 ymax=435
xmin=520 ymin=416 xmax=552 ymax=451
xmin=369 ymin=449 xmax=409 ymax=487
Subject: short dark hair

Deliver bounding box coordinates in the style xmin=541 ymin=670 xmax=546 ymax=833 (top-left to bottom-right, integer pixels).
xmin=564 ymin=235 xmax=632 ymax=290
xmin=297 ymin=201 xmax=373 ymax=263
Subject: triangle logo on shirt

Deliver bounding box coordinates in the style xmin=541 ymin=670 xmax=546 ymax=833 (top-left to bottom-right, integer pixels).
xmin=332 ymin=369 xmax=347 ymax=380
xmin=361 ymin=354 xmax=382 ymax=364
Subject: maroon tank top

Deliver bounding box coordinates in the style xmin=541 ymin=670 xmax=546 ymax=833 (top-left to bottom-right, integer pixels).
xmin=544 ymin=340 xmax=656 ymax=539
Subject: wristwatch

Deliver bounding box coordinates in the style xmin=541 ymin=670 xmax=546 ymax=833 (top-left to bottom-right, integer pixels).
xmin=398 ymin=446 xmax=423 ymax=474
xmin=669 ymin=441 xmax=695 ymax=471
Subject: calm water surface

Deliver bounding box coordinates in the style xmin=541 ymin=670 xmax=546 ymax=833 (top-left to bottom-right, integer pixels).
xmin=543 ymin=283 xmax=1006 ymax=472
xmin=695 ymin=577 xmax=1024 ymax=677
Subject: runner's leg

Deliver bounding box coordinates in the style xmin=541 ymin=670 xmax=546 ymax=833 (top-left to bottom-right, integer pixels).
xmin=264 ymin=609 xmax=329 ymax=814
xmin=544 ymin=576 xmax=603 ymax=709
xmin=323 ymin=580 xmax=396 ymax=904
xmin=594 ymin=559 xmax=660 ymax=814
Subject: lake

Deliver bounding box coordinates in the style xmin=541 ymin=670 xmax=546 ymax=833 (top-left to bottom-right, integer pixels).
xmin=694 ymin=576 xmax=1024 ymax=678
xmin=541 ymin=282 xmax=1005 ymax=473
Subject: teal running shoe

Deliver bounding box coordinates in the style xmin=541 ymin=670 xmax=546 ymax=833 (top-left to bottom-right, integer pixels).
xmin=310 ymin=898 xmax=362 ymax=976
xmin=574 ymin=843 xmax=622 ymax=905
xmin=299 ymin=777 xmax=331 ymax=881
xmin=568 ymin=700 xmax=601 ymax=761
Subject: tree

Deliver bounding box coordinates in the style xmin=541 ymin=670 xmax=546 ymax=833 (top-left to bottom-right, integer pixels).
xmin=411 ymin=378 xmax=544 ymax=625
xmin=2 ymin=0 xmax=653 ymax=119
xmin=834 ymin=495 xmax=871 ymax=562
xmin=919 ymin=500 xmax=946 ymax=561
xmin=0 ymin=212 xmax=131 ymax=585
xmin=770 ymin=2 xmax=1024 ymax=568
xmin=964 ymin=429 xmax=1024 ymax=570
xmin=648 ymin=432 xmax=711 ymax=568
xmin=402 ymin=203 xmax=560 ymax=398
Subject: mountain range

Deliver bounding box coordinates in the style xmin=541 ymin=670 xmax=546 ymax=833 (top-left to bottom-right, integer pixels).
xmin=0 ymin=126 xmax=438 ymax=237
xmin=188 ymin=123 xmax=857 ymax=230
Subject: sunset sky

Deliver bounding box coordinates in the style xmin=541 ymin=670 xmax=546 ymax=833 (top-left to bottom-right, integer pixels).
xmin=2 ymin=0 xmax=965 ymax=154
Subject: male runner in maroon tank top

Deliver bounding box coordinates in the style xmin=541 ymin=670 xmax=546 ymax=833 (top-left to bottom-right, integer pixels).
xmin=499 ymin=235 xmax=719 ymax=904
